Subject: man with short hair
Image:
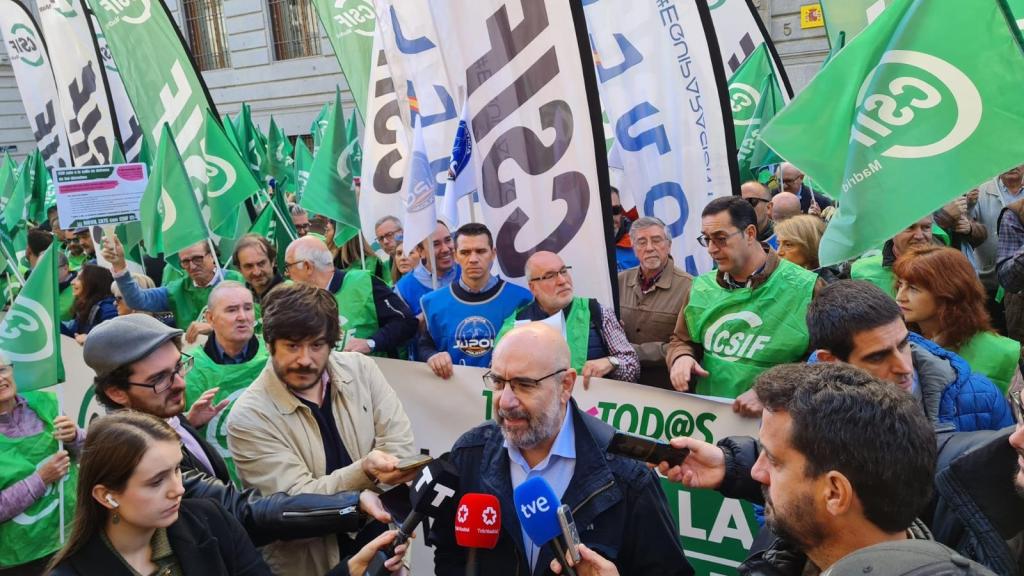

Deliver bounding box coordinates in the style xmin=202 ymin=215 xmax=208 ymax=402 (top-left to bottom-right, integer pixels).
xmin=232 ymin=233 xmax=285 ymax=307
xmin=741 ymin=181 xmax=777 ymax=248
xmin=779 ymin=162 xmax=834 ymax=215
xmin=419 ymin=222 xmax=533 ymax=378
xmin=666 ymin=196 xmax=822 ymax=414
xmin=103 ymin=236 xmax=244 ymax=333
xmin=26 ymin=228 xmax=53 ymax=271
xmin=850 ymin=215 xmax=938 ymax=297
xmin=770 ymin=191 xmax=802 ymax=223
xmin=430 ymin=323 xmax=692 ymax=575
xmin=656 ymin=363 xmax=995 ymax=576
xmin=65 ymin=228 xmax=94 ymax=270
xmin=227 ymin=282 xmax=418 ymax=576
xmin=285 ymin=236 xmax=416 ymax=356
xmin=618 ymin=217 xmax=692 ymax=389
xmin=373 ymin=215 xmax=403 ymax=258
xmin=395 ymin=220 xmax=457 ymax=317
xmin=994 ymin=165 xmax=1024 ymax=342
xmin=498 ymin=251 xmax=640 ymax=383
xmin=184 ymin=280 xmax=267 ymax=482
xmin=808 ymin=280 xmax=1012 ymax=432
xmin=289 ymin=203 xmax=311 ymax=237
xmin=82 ymin=313 xmax=405 ymax=565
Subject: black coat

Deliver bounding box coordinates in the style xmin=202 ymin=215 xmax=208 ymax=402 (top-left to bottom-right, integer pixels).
xmin=51 ymin=499 xmax=271 ymax=576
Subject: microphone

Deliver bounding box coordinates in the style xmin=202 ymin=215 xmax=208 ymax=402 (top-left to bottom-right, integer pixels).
xmin=513 ymin=477 xmax=577 ymax=576
xmin=366 ymin=455 xmax=460 ymax=576
xmin=455 ymin=493 xmax=501 ymax=576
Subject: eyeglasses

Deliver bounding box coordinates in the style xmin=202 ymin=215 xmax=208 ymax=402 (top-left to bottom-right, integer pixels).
xmin=294 ymin=223 xmax=311 ymax=233
xmin=0 ymin=364 xmax=13 ymax=377
xmin=283 ymin=260 xmax=308 ymax=273
xmin=1012 ymin=390 xmax=1024 ymax=426
xmin=126 ymin=354 xmax=193 ymax=395
xmin=634 ymin=236 xmax=667 ymax=249
xmin=376 ymin=230 xmax=403 ymax=244
xmin=782 ymin=177 xmax=801 ymax=186
xmin=696 ymin=229 xmax=744 ymax=247
xmin=179 ymin=254 xmax=209 ymax=269
xmin=745 ymin=197 xmax=770 ymax=208
xmin=483 ymin=369 xmax=567 ymax=394
xmin=529 ymin=266 xmax=573 ymax=283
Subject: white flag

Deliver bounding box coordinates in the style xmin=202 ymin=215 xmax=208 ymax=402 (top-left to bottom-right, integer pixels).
xmin=441 ymin=99 xmax=475 ymax=229
xmin=401 ymin=118 xmax=437 ymax=255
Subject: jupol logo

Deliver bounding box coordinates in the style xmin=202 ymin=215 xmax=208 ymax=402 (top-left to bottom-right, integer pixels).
xmin=454 ymin=316 xmax=496 ymax=358
xmin=0 ymin=297 xmax=54 ymax=362
xmin=703 ymin=311 xmax=770 ymax=362
xmin=7 ymin=24 xmax=43 ymax=68
xmin=729 ymin=83 xmax=760 ymax=126
xmin=851 ymin=50 xmax=982 ymax=159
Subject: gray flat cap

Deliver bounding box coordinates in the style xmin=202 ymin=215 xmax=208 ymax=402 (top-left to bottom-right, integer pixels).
xmin=83 ymin=314 xmax=183 ymax=377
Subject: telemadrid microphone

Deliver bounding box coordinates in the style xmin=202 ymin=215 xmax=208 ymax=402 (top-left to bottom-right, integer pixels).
xmin=455 ymin=493 xmax=501 ymax=576
xmin=513 ymin=477 xmax=577 ymax=576
xmin=366 ymin=455 xmax=460 ymax=576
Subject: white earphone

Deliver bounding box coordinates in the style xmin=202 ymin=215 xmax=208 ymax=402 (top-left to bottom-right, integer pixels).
xmin=105 ymin=495 xmax=119 ymax=508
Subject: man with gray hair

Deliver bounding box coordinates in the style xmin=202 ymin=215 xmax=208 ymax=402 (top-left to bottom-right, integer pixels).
xmin=373 ymin=215 xmax=403 ymax=258
xmin=779 ymin=162 xmax=834 ymax=215
xmin=284 ymin=235 xmax=416 ymax=356
xmin=289 ymin=203 xmax=311 ymax=237
xmin=771 ymin=192 xmax=803 ymax=223
xmin=618 ymin=216 xmax=692 ymax=388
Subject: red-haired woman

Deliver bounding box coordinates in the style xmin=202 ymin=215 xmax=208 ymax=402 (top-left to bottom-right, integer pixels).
xmin=893 ymin=245 xmax=1021 ymax=393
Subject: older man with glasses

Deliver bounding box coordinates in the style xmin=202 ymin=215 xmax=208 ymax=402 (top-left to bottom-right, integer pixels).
xmin=497 ymin=251 xmax=639 ymax=384
xmin=101 ymin=237 xmax=243 ymax=338
xmin=666 ymin=196 xmax=824 ymax=416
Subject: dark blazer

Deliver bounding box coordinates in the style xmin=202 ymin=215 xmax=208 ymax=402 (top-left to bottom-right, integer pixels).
xmin=178 ymin=417 xmax=232 ymax=484
xmin=51 ymin=499 xmax=271 ymax=575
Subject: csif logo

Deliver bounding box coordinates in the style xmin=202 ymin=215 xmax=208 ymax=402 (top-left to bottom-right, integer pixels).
xmin=158 ymin=188 xmax=177 ymax=231
xmin=703 ymin=311 xmax=770 ymax=362
xmin=0 ymin=298 xmax=54 ymax=362
xmin=331 ymin=0 xmax=375 ymax=38
xmin=205 ymin=154 xmax=237 ymax=198
xmin=729 ymin=83 xmax=760 ymax=126
xmin=7 ymin=23 xmax=43 ymax=68
xmin=96 ymin=0 xmax=152 ymax=25
xmin=851 ymin=50 xmax=982 ymax=160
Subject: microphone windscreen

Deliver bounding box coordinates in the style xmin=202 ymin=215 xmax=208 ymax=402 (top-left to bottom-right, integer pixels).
xmin=455 ymin=493 xmax=501 ymax=549
xmin=513 ymin=477 xmax=562 ymax=547
xmin=409 ymin=456 xmax=460 ymax=517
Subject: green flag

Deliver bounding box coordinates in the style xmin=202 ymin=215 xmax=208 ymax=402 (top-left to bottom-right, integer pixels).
xmin=0 ymin=243 xmax=64 ymax=390
xmin=729 ymin=45 xmax=785 ymax=182
xmin=309 ymin=0 xmax=374 ymax=119
xmin=300 ymin=90 xmax=361 ymax=232
xmin=267 ymin=116 xmax=295 ymax=192
xmin=3 ymin=159 xmax=29 ymax=238
xmin=293 ymin=137 xmax=313 ymax=201
xmin=27 ymin=151 xmax=50 ymax=223
xmin=345 ymin=113 xmax=362 ymax=184
xmin=140 ymin=125 xmax=209 ymax=257
xmin=248 ymin=201 xmax=293 ymax=273
xmin=203 ymin=109 xmax=261 ymax=233
xmin=760 ymin=0 xmax=1024 ymax=266
xmin=311 ymin=103 xmax=330 ymax=152
xmin=820 ymin=0 xmax=892 ymax=50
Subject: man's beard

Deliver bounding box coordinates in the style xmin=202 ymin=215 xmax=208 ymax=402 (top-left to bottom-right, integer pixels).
xmin=762 ymin=486 xmax=825 ymax=553
xmin=272 ymin=361 xmax=324 ymax=392
xmin=496 ymin=401 xmax=562 ymax=450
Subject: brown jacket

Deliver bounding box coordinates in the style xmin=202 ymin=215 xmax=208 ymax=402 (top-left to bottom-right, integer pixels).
xmin=618 ymin=263 xmax=693 ymax=389
xmin=665 ymin=248 xmax=825 ymax=370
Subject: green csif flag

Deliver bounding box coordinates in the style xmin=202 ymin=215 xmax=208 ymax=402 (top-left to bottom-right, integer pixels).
xmin=235 ymin=103 xmax=269 ymax=184
xmin=293 ymin=137 xmax=313 ymax=201
xmin=820 ymin=0 xmax=892 ymax=50
xmin=729 ymin=44 xmax=785 ymax=182
xmin=248 ymin=200 xmax=294 ymax=274
xmin=311 ymin=102 xmax=330 ymax=153
xmin=309 ymin=0 xmax=375 ymax=120
xmin=267 ymin=116 xmax=295 ymax=192
xmin=0 ymin=243 xmax=64 ymax=390
xmin=2 ymin=159 xmax=27 ymax=238
xmin=203 ymin=109 xmax=261 ymax=234
xmin=346 ymin=112 xmax=362 ymax=184
xmin=140 ymin=125 xmax=209 ymax=257
xmin=300 ymin=90 xmax=361 ymax=234
xmin=761 ymin=0 xmax=1024 ymax=266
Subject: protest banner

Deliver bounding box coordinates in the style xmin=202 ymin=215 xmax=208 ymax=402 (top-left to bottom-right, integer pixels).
xmin=54 ymin=163 xmax=147 ymax=228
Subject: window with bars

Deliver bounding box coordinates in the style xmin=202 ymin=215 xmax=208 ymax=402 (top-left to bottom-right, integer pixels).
xmin=182 ymin=0 xmax=231 ymax=70
xmin=268 ymin=0 xmax=322 ymax=60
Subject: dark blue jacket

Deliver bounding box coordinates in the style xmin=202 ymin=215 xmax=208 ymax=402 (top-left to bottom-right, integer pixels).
xmin=428 ymin=400 xmax=692 ymax=576
xmin=60 ymin=296 xmax=117 ymax=337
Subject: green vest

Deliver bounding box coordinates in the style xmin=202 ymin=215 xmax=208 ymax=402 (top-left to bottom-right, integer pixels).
xmin=332 ymin=269 xmax=379 ymax=351
xmin=345 ymin=255 xmax=392 ymax=286
xmin=496 ymin=296 xmax=592 ymax=372
xmin=165 ymin=270 xmax=244 ymax=328
xmin=58 ymin=283 xmax=75 ymax=322
xmin=957 ymin=331 xmax=1021 ymax=395
xmin=685 ymin=260 xmax=817 ymax=399
xmin=185 ymin=338 xmax=269 ymax=484
xmin=850 ymin=254 xmax=896 ymax=297
xmin=66 ymin=251 xmax=87 ymax=271
xmin=0 ymin=391 xmax=78 ymax=568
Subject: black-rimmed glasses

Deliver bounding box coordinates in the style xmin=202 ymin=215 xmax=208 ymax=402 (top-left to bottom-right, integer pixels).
xmin=126 ymin=354 xmax=193 ymax=394
xmin=529 ymin=266 xmax=572 ymax=283
xmin=482 ymin=369 xmax=567 ymax=394
xmin=696 ymin=229 xmax=743 ymax=248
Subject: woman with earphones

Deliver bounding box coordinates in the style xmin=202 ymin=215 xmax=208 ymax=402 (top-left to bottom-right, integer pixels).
xmin=47 ymin=411 xmax=408 ymax=576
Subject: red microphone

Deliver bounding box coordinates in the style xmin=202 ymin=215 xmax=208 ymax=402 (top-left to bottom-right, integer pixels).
xmin=455 ymin=493 xmax=501 ymax=576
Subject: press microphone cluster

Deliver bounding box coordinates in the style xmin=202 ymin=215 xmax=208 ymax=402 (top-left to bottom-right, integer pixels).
xmin=455 ymin=493 xmax=501 ymax=576
xmin=366 ymin=455 xmax=460 ymax=576
xmin=513 ymin=477 xmax=580 ymax=576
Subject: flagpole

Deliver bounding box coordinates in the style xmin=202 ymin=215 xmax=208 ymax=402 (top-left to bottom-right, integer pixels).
xmin=468 ymin=194 xmax=477 ymax=223
xmin=358 ymin=237 xmax=367 ymax=271
xmin=56 ymin=382 xmax=66 ymax=544
xmin=262 ymin=189 xmax=298 ymax=243
xmin=0 ymin=239 xmax=25 ymax=285
xmin=427 ymin=239 xmax=438 ymax=290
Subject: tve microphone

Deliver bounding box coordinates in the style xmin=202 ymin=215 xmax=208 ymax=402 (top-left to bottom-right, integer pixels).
xmin=455 ymin=493 xmax=501 ymax=576
xmin=513 ymin=477 xmax=577 ymax=576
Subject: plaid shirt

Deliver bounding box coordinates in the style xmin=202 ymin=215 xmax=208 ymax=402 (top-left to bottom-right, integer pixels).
xmin=996 ymin=206 xmax=1024 ymax=292
xmin=597 ymin=303 xmax=641 ymax=383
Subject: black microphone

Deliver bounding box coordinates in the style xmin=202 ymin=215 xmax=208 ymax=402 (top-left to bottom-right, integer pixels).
xmin=366 ymin=455 xmax=461 ymax=576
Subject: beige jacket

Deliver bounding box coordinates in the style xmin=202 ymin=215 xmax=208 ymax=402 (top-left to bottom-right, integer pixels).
xmin=226 ymin=351 xmax=416 ymax=576
xmin=618 ymin=263 xmax=693 ymax=389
